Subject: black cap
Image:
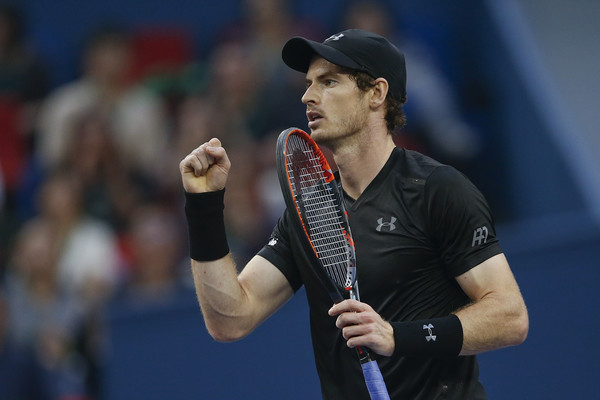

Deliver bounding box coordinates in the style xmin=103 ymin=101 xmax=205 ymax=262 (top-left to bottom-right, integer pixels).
xmin=282 ymin=29 xmax=406 ymax=102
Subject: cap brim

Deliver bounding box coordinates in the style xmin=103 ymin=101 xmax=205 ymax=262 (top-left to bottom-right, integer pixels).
xmin=282 ymin=37 xmax=362 ymax=73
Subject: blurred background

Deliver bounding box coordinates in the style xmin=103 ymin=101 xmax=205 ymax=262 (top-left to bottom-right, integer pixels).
xmin=0 ymin=0 xmax=598 ymax=399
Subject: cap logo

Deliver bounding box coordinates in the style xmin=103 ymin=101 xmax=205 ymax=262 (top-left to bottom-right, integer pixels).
xmin=325 ymin=33 xmax=344 ymax=42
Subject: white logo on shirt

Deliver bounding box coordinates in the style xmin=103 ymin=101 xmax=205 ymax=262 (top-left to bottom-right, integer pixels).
xmin=268 ymin=238 xmax=278 ymax=246
xmin=471 ymin=226 xmax=489 ymax=247
xmin=376 ymin=217 xmax=397 ymax=232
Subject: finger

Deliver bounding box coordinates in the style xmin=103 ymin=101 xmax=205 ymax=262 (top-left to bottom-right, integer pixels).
xmin=341 ymin=324 xmax=370 ymax=341
xmin=193 ymin=143 xmax=225 ymax=177
xmin=208 ymin=137 xmax=221 ymax=147
xmin=204 ymin=142 xmax=231 ymax=170
xmin=192 ymin=143 xmax=215 ymax=167
xmin=346 ymin=328 xmax=391 ymax=355
xmin=336 ymin=308 xmax=381 ymax=329
xmin=328 ymin=299 xmax=370 ymax=316
xmin=187 ymin=151 xmax=210 ymax=177
xmin=346 ymin=334 xmax=374 ymax=350
xmin=335 ymin=312 xmax=361 ymax=329
xmin=180 ymin=153 xmax=205 ymax=176
xmin=183 ymin=141 xmax=216 ymax=176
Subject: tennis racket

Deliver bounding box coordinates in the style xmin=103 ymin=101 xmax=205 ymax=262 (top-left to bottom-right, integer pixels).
xmin=276 ymin=128 xmax=390 ymax=400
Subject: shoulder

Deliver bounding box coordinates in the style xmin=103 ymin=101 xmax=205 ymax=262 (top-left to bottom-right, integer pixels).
xmin=392 ymin=148 xmax=445 ymax=182
xmin=393 ymin=149 xmax=489 ymax=216
xmin=425 ymin=164 xmax=482 ymax=205
xmin=391 ymin=148 xmax=476 ymax=195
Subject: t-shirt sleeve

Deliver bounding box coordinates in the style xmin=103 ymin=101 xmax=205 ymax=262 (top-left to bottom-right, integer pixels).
xmin=257 ymin=211 xmax=304 ymax=292
xmin=424 ymin=166 xmax=503 ymax=277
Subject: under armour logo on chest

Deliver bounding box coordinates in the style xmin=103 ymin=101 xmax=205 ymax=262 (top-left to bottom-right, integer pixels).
xmin=376 ymin=217 xmax=397 ymax=232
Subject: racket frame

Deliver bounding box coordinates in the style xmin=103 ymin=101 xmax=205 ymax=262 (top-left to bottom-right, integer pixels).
xmin=275 ymin=127 xmax=390 ymax=400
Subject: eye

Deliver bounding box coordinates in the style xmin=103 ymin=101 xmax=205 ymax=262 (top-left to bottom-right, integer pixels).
xmin=324 ymin=79 xmax=336 ymax=87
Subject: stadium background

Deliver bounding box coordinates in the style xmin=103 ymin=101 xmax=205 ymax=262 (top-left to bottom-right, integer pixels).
xmin=0 ymin=0 xmax=598 ymax=399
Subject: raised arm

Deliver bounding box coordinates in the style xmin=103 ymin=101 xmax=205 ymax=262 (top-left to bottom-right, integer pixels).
xmin=180 ymin=138 xmax=294 ymax=342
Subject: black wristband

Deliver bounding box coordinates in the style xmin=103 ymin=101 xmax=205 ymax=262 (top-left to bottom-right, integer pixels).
xmin=184 ymin=189 xmax=229 ymax=261
xmin=391 ymin=314 xmax=463 ymax=358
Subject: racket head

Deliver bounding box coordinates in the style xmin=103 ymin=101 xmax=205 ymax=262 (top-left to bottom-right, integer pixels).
xmin=276 ymin=128 xmax=357 ymax=302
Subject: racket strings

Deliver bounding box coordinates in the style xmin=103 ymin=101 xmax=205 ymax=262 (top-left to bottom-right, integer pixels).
xmin=286 ymin=138 xmax=352 ymax=288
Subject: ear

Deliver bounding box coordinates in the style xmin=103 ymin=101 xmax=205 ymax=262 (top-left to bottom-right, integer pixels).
xmin=369 ymin=78 xmax=389 ymax=109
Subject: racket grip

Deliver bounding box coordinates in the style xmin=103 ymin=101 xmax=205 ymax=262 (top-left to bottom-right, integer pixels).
xmin=361 ymin=360 xmax=391 ymax=400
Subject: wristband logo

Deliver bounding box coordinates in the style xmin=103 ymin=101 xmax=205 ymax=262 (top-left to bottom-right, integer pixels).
xmin=423 ymin=323 xmax=437 ymax=342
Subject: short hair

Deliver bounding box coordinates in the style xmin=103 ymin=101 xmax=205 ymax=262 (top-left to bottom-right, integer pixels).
xmin=343 ymin=68 xmax=407 ymax=133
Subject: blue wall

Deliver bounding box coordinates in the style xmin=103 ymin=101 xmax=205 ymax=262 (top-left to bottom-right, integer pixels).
xmin=105 ymin=288 xmax=321 ymax=400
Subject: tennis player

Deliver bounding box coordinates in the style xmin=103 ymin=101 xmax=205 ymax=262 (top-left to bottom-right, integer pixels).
xmin=180 ymin=29 xmax=528 ymax=399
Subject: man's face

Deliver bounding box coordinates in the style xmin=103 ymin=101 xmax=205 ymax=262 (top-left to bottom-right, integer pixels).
xmin=302 ymin=57 xmax=369 ymax=147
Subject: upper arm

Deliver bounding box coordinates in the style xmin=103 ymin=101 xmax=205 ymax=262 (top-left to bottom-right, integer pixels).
xmin=237 ymin=254 xmax=295 ymax=327
xmin=455 ymin=253 xmax=522 ymax=302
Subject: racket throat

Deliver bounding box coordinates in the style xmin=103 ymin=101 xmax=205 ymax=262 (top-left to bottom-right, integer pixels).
xmin=346 ymin=282 xmax=360 ymax=301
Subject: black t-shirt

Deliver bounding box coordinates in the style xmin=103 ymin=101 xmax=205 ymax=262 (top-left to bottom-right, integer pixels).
xmin=258 ymin=148 xmax=502 ymax=399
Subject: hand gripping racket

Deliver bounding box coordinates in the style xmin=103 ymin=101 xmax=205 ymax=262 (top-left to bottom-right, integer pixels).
xmin=276 ymin=128 xmax=390 ymax=400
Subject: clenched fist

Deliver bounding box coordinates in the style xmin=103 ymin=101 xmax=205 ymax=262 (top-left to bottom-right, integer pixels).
xmin=179 ymin=138 xmax=231 ymax=193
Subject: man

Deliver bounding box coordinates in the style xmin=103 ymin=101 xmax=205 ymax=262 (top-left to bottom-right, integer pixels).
xmin=179 ymin=29 xmax=528 ymax=399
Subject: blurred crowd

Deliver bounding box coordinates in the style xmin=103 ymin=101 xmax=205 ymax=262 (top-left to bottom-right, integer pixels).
xmin=0 ymin=1 xmax=482 ymax=399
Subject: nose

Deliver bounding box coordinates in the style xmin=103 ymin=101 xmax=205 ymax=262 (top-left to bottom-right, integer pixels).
xmin=301 ymin=84 xmax=317 ymax=105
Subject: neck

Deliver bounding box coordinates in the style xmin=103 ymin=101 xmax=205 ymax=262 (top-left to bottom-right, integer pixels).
xmin=332 ymin=128 xmax=396 ymax=200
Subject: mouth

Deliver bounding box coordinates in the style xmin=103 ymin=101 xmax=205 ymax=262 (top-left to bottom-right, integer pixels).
xmin=306 ymin=110 xmax=323 ymax=129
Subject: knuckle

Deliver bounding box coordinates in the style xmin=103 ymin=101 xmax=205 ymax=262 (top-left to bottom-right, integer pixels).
xmin=180 ymin=156 xmax=194 ymax=170
xmin=362 ymin=313 xmax=376 ymax=324
xmin=194 ymin=143 xmax=208 ymax=154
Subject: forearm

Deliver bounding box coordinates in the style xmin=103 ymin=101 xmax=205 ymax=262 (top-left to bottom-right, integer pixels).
xmin=190 ymin=255 xmax=257 ymax=342
xmin=455 ymin=292 xmax=528 ymax=355
xmin=184 ymin=188 xmax=254 ymax=341
xmin=387 ymin=295 xmax=527 ymax=359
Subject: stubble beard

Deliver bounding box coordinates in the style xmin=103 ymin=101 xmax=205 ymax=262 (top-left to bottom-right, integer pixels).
xmin=313 ymin=107 xmax=369 ymax=153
